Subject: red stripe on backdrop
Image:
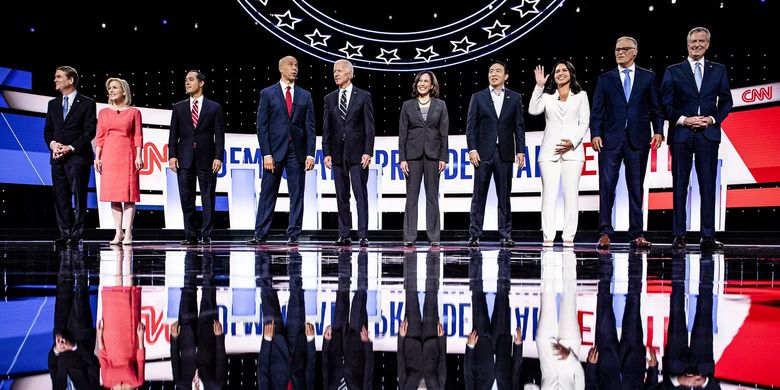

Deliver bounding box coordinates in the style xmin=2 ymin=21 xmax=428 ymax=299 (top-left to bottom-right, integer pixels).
xmin=648 ymin=188 xmax=780 ymax=209
xmin=722 ymin=106 xmax=780 ymax=183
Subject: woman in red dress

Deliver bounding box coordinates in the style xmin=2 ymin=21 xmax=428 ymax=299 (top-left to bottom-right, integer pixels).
xmin=94 ymin=77 xmax=143 ymax=245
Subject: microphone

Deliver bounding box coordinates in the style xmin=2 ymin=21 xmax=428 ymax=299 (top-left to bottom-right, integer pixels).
xmin=117 ymin=110 xmax=120 ymax=114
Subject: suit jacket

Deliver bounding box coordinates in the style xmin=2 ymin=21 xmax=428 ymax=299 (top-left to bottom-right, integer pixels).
xmin=528 ymin=86 xmax=590 ymax=162
xmin=171 ymin=333 xmax=227 ymax=390
xmin=43 ymin=92 xmax=97 ymax=165
xmin=256 ymin=84 xmax=316 ymax=163
xmin=168 ymin=97 xmax=226 ymax=170
xmin=397 ymin=334 xmax=447 ymax=390
xmin=322 ymin=330 xmax=374 ymax=390
xmin=661 ymin=60 xmax=732 ymax=144
xmin=463 ymin=340 xmax=523 ymax=390
xmin=466 ymin=88 xmax=526 ymax=162
xmin=590 ymin=66 xmax=664 ymax=150
xmin=48 ymin=347 xmax=101 ymax=390
xmin=398 ymin=98 xmax=449 ymax=162
xmin=322 ymin=86 xmax=375 ymax=164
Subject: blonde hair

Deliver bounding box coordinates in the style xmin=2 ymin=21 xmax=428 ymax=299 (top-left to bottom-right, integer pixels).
xmin=105 ymin=77 xmax=132 ymax=106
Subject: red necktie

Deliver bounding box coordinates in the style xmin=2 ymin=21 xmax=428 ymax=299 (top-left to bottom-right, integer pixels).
xmin=285 ymin=86 xmax=292 ymax=117
xmin=192 ymin=99 xmax=199 ymax=128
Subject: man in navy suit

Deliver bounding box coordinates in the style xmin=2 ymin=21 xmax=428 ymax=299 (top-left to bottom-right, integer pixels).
xmin=322 ymin=59 xmax=375 ymax=247
xmin=43 ymin=66 xmax=97 ymax=246
xmin=248 ymin=56 xmax=316 ymax=245
xmin=466 ymin=61 xmax=526 ymax=247
xmin=591 ymin=37 xmax=665 ymax=249
xmin=168 ymin=70 xmax=226 ymax=245
xmin=661 ymin=27 xmax=732 ymax=250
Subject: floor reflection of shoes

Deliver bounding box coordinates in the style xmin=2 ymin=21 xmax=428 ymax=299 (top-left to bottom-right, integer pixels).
xmin=468 ymin=237 xmax=479 ymax=247
xmin=359 ymin=238 xmax=369 ymax=247
xmin=180 ymin=238 xmax=198 ymax=245
xmin=671 ymin=235 xmax=686 ymax=249
xmin=499 ymin=238 xmax=516 ymax=247
xmin=246 ymin=237 xmax=266 ymax=245
xmin=563 ymin=240 xmax=574 ymax=247
xmin=542 ymin=240 xmax=554 ymax=247
xmin=404 ymin=241 xmax=415 ymax=247
xmin=334 ymin=237 xmax=351 ymax=246
xmin=597 ymin=234 xmax=610 ymax=249
xmin=630 ymin=236 xmax=652 ymax=248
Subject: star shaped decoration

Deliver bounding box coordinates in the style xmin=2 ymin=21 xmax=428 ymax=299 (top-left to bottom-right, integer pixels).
xmin=256 ymin=0 xmax=268 ymax=5
xmin=339 ymin=41 xmax=364 ymax=59
xmin=271 ymin=10 xmax=302 ymax=30
xmin=511 ymin=0 xmax=541 ymax=18
xmin=414 ymin=46 xmax=439 ymax=62
xmin=450 ymin=36 xmax=477 ymax=54
xmin=304 ymin=28 xmax=330 ymax=47
xmin=482 ymin=20 xmax=510 ymax=39
xmin=376 ymin=48 xmax=401 ymax=64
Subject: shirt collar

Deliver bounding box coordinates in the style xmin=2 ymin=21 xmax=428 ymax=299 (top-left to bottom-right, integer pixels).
xmin=280 ymin=80 xmax=295 ymax=90
xmin=688 ymin=57 xmax=704 ymax=67
xmin=189 ymin=96 xmax=202 ymax=106
xmin=340 ymin=84 xmax=353 ymax=95
xmin=618 ymin=63 xmax=636 ymax=73
xmin=63 ymin=90 xmax=77 ymax=101
xmin=489 ymin=86 xmax=505 ymax=95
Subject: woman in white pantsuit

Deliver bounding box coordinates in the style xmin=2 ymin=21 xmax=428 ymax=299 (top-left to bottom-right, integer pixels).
xmin=529 ymin=60 xmax=590 ymax=247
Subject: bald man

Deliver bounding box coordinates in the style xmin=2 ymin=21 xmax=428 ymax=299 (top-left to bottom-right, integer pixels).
xmin=248 ymin=56 xmax=317 ymax=246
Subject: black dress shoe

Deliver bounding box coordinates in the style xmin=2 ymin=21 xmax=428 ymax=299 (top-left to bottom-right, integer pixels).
xmin=181 ymin=238 xmax=198 ymax=245
xmin=287 ymin=237 xmax=299 ymax=245
xmin=671 ymin=235 xmax=686 ymax=249
xmin=500 ymin=238 xmax=516 ymax=247
xmin=403 ymin=241 xmax=415 ymax=247
xmin=200 ymin=237 xmax=212 ymax=245
xmin=359 ymin=238 xmax=369 ymax=247
xmin=53 ymin=237 xmax=69 ymax=246
xmin=468 ymin=237 xmax=479 ymax=247
xmin=334 ymin=237 xmax=352 ymax=246
xmin=67 ymin=238 xmax=82 ymax=246
xmin=246 ymin=237 xmax=266 ymax=245
xmin=700 ymin=237 xmax=724 ymax=250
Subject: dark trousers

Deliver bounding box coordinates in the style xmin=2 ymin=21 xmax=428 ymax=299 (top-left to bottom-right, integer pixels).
xmin=333 ymin=155 xmax=369 ymax=239
xmin=403 ymin=157 xmax=441 ymax=242
xmin=469 ymin=149 xmax=513 ymax=239
xmin=670 ymin=133 xmax=720 ymax=237
xmin=51 ymin=163 xmax=91 ymax=240
xmin=254 ymin=143 xmax=306 ymax=239
xmin=177 ymin=163 xmax=217 ymax=240
xmin=598 ymin=137 xmax=650 ymax=238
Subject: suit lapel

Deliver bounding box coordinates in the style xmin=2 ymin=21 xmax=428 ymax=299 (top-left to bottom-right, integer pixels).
xmin=628 ymin=69 xmax=642 ymax=103
xmin=611 ymin=69 xmax=626 ymax=102
xmin=701 ymin=60 xmax=714 ymax=91
xmin=63 ymin=93 xmax=80 ymax=124
xmin=681 ymin=61 xmax=699 ymax=94
xmin=344 ymin=88 xmax=359 ymax=121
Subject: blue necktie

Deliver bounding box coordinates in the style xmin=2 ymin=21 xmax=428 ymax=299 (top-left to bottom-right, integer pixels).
xmin=694 ymin=62 xmax=703 ymax=91
xmin=622 ymin=68 xmax=631 ymax=101
xmin=62 ymin=96 xmax=69 ymax=119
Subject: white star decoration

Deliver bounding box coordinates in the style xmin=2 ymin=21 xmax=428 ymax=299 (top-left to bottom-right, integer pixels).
xmin=450 ymin=36 xmax=477 ymax=54
xmin=304 ymin=29 xmax=330 ymax=47
xmin=339 ymin=42 xmax=364 ymax=59
xmin=256 ymin=0 xmax=268 ymax=5
xmin=271 ymin=10 xmax=302 ymax=30
xmin=376 ymin=48 xmax=401 ymax=64
xmin=482 ymin=20 xmax=510 ymax=39
xmin=414 ymin=46 xmax=439 ymax=62
xmin=511 ymin=0 xmax=541 ymax=18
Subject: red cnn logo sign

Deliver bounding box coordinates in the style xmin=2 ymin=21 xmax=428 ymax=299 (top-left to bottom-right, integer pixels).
xmin=140 ymin=142 xmax=169 ymax=175
xmin=741 ymin=86 xmax=773 ymax=103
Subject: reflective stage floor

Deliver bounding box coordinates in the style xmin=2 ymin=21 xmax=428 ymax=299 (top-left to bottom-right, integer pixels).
xmin=1 ymin=240 xmax=779 ymax=389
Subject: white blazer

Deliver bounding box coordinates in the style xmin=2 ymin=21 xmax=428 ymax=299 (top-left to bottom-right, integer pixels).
xmin=528 ymin=85 xmax=590 ymax=162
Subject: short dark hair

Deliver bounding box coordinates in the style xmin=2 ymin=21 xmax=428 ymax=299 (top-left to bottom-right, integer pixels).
xmin=56 ymin=66 xmax=79 ymax=87
xmin=490 ymin=60 xmax=509 ymax=74
xmin=186 ymin=69 xmax=207 ymax=82
xmin=411 ymin=70 xmax=440 ymax=98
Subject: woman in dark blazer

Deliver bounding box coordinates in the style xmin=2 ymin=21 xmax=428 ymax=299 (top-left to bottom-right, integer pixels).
xmin=398 ymin=71 xmax=449 ymax=246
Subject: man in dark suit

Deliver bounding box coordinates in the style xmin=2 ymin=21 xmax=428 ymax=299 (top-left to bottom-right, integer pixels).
xmin=168 ymin=70 xmax=226 ymax=245
xmin=464 ymin=250 xmax=523 ymax=390
xmin=322 ymin=59 xmax=375 ymax=247
xmin=591 ymin=37 xmax=665 ymax=249
xmin=657 ymin=250 xmax=719 ymax=389
xmin=322 ymin=249 xmax=373 ymax=390
xmin=249 ymin=56 xmax=316 ymax=245
xmin=43 ymin=66 xmax=97 ymax=246
xmin=257 ymin=250 xmax=316 ymax=390
xmin=466 ymin=61 xmax=526 ymax=247
xmin=661 ymin=27 xmax=733 ymax=250
xmin=397 ymin=250 xmax=446 ymax=390
xmin=586 ymin=251 xmax=659 ymax=389
xmin=49 ymin=248 xmax=100 ymax=390
xmin=170 ymin=252 xmax=227 ymax=389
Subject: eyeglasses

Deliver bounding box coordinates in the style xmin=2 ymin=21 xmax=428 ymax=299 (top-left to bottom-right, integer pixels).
xmin=615 ymin=47 xmax=636 ymax=53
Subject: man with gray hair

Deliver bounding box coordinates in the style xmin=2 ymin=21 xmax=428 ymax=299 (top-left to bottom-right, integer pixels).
xmin=322 ymin=59 xmax=376 ymax=247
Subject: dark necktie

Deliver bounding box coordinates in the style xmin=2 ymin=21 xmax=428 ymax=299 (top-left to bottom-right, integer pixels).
xmin=192 ymin=99 xmax=199 ymax=128
xmin=286 ymin=86 xmax=293 ymax=117
xmin=339 ymin=89 xmax=348 ymax=121
xmin=62 ymin=96 xmax=69 ymax=119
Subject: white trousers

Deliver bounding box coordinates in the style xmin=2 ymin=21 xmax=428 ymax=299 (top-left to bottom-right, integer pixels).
xmin=539 ymin=160 xmax=584 ymax=242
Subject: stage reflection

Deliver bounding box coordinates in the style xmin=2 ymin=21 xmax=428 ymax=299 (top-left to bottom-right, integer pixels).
xmin=2 ymin=244 xmax=775 ymax=388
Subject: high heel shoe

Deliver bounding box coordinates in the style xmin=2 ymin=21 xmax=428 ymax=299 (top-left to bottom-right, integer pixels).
xmin=109 ymin=234 xmax=124 ymax=245
xmin=122 ymin=232 xmax=133 ymax=246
